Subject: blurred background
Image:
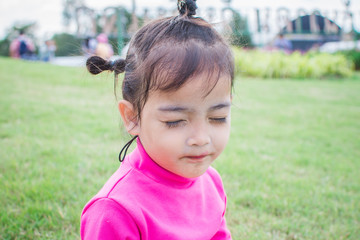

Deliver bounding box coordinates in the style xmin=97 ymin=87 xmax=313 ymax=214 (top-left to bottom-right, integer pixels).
xmin=0 ymin=0 xmax=359 ymax=71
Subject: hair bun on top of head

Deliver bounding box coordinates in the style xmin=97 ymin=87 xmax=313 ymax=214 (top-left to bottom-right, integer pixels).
xmin=178 ymin=0 xmax=197 ymax=17
xmin=86 ymin=56 xmax=126 ymax=75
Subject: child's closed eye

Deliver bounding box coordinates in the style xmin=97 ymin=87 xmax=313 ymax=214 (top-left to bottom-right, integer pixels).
xmin=163 ymin=117 xmax=227 ymax=128
xmin=164 ymin=120 xmax=186 ymax=128
xmin=209 ymin=117 xmax=227 ymax=124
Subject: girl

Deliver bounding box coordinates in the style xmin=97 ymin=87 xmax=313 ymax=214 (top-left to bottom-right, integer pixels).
xmin=81 ymin=0 xmax=234 ymax=239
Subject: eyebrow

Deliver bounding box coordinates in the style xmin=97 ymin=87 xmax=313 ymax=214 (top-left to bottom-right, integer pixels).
xmin=158 ymin=102 xmax=231 ymax=113
xmin=208 ymin=102 xmax=231 ymax=111
xmin=158 ymin=106 xmax=191 ymax=112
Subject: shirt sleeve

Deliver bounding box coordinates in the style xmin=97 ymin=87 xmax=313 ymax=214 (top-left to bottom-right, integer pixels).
xmin=211 ymin=216 xmax=232 ymax=240
xmin=207 ymin=167 xmax=232 ymax=239
xmin=81 ymin=198 xmax=140 ymax=240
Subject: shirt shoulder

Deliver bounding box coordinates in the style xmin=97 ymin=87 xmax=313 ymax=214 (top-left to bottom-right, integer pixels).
xmin=204 ymin=166 xmax=227 ymax=200
xmin=93 ymin=160 xmax=134 ymax=199
xmin=206 ymin=166 xmax=225 ymax=187
xmin=81 ymin=197 xmax=140 ymax=240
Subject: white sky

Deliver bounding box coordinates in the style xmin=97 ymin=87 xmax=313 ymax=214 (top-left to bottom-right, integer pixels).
xmin=0 ymin=0 xmax=359 ymax=40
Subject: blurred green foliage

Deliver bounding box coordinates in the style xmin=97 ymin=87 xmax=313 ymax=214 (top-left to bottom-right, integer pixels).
xmin=228 ymin=9 xmax=253 ymax=48
xmin=0 ymin=38 xmax=10 ymax=56
xmin=52 ymin=33 xmax=82 ymax=57
xmin=233 ymin=48 xmax=354 ymax=79
xmin=340 ymin=50 xmax=360 ymax=70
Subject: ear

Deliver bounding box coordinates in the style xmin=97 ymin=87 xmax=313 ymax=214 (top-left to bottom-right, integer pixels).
xmin=118 ymin=100 xmax=140 ymax=136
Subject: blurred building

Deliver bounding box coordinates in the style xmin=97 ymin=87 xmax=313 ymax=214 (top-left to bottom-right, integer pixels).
xmin=280 ymin=14 xmax=342 ymax=52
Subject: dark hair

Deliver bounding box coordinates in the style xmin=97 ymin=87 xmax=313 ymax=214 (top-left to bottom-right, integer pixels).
xmin=87 ymin=0 xmax=234 ymax=119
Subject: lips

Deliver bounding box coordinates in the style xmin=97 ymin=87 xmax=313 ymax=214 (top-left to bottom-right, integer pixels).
xmin=185 ymin=153 xmax=210 ymax=162
xmin=188 ymin=154 xmax=207 ymax=159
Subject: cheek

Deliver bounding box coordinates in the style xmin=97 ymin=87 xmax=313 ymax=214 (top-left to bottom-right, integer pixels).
xmin=140 ymin=121 xmax=183 ymax=154
xmin=213 ymin=124 xmax=231 ymax=150
xmin=145 ymin=136 xmax=182 ymax=168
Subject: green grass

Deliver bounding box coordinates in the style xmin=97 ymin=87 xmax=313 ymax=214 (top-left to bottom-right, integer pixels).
xmin=0 ymin=57 xmax=359 ymax=239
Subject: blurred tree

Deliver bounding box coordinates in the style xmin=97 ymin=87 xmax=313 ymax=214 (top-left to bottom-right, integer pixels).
xmin=0 ymin=38 xmax=10 ymax=56
xmin=355 ymin=30 xmax=360 ymax=40
xmin=53 ymin=33 xmax=82 ymax=56
xmin=63 ymin=0 xmax=85 ymax=28
xmin=228 ymin=10 xmax=253 ymax=47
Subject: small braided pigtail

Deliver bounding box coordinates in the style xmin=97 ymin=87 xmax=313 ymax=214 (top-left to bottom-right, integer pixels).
xmin=86 ymin=56 xmax=126 ymax=98
xmin=178 ymin=0 xmax=197 ymax=17
xmin=86 ymin=56 xmax=126 ymax=75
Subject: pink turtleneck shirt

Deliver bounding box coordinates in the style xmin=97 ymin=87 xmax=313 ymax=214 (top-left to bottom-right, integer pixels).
xmin=80 ymin=139 xmax=231 ymax=239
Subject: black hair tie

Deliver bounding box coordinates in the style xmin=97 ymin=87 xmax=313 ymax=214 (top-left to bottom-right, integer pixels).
xmin=110 ymin=60 xmax=116 ymax=70
xmin=119 ymin=135 xmax=138 ymax=162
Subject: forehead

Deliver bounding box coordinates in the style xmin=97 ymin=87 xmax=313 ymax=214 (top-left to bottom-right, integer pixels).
xmin=147 ymin=73 xmax=231 ymax=106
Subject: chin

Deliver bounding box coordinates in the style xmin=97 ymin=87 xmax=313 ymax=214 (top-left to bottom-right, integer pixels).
xmin=182 ymin=169 xmax=208 ymax=179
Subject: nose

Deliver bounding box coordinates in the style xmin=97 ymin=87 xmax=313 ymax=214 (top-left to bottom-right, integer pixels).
xmin=186 ymin=122 xmax=211 ymax=147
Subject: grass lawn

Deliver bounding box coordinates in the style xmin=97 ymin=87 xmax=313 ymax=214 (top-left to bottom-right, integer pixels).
xmin=0 ymin=57 xmax=359 ymax=239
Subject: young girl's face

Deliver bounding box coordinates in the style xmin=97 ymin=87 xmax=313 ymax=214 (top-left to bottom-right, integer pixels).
xmin=136 ymin=74 xmax=232 ymax=178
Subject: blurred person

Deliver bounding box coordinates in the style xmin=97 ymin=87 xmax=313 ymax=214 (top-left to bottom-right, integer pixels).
xmin=95 ymin=33 xmax=114 ymax=60
xmin=9 ymin=38 xmax=20 ymax=58
xmin=40 ymin=39 xmax=57 ymax=62
xmin=13 ymin=30 xmax=36 ymax=60
xmin=82 ymin=36 xmax=97 ymax=56
xmin=274 ymin=33 xmax=293 ymax=53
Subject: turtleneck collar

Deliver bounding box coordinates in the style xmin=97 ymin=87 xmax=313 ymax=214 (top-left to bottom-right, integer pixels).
xmin=125 ymin=138 xmax=197 ymax=188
